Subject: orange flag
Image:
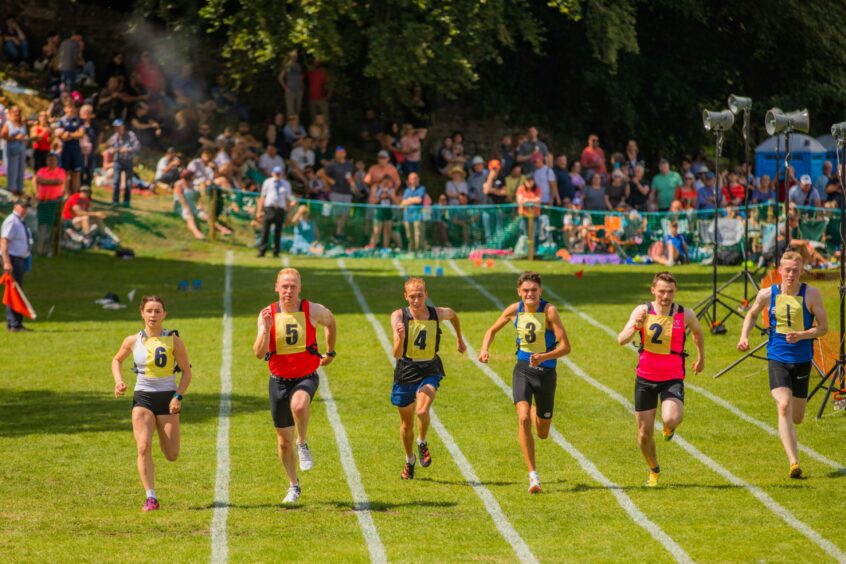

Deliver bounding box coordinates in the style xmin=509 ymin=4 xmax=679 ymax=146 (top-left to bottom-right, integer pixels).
xmin=1 ymin=272 xmax=37 ymax=319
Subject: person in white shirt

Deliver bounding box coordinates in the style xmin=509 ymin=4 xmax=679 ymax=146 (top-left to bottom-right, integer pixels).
xmin=259 ymin=144 xmax=286 ymax=178
xmin=155 ymin=147 xmax=181 ymax=187
xmin=289 ymin=136 xmax=316 ymax=185
xmin=257 ymin=166 xmax=295 ymax=257
xmin=1 ymin=198 xmax=33 ymax=331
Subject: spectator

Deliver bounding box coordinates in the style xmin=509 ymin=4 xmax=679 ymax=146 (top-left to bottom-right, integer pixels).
xmin=57 ymin=31 xmax=83 ymax=88
xmin=314 ymin=136 xmax=332 ymax=170
xmin=211 ymin=74 xmax=248 ymax=121
xmin=815 ymin=161 xmax=834 ymax=195
xmin=188 ymin=148 xmax=217 ymax=188
xmin=482 ymin=162 xmax=509 ymax=204
xmin=723 ymin=172 xmax=745 ymax=207
xmin=318 ymin=146 xmax=356 ymax=240
xmin=1 ymin=106 xmax=28 ymax=195
xmin=445 ymin=167 xmax=469 ymax=205
xmin=516 ymin=176 xmax=541 ymax=218
xmin=282 ymin=113 xmax=307 ymax=146
xmin=788 ymin=175 xmax=822 ymax=208
xmin=97 ymin=76 xmax=129 ymax=121
xmin=467 ymin=156 xmax=488 ymax=204
xmin=305 ymin=60 xmax=331 ymax=124
xmin=134 ymin=50 xmax=166 ymax=98
xmin=675 ymin=172 xmax=698 ymax=209
xmin=234 ymin=122 xmax=261 ymax=154
xmin=696 ymin=172 xmax=724 ymax=210
xmin=266 ymin=112 xmax=291 ymax=158
xmin=130 ymin=102 xmax=162 ymax=149
xmin=304 ymin=166 xmax=328 ymax=200
xmin=651 ymin=158 xmax=683 ymax=212
xmin=62 ymin=186 xmax=106 ymax=237
xmin=155 ymin=147 xmax=182 ymax=187
xmin=34 ymin=31 xmax=59 ymax=72
xmin=654 ymin=221 xmax=688 ymax=266
xmin=173 ymin=169 xmax=205 ymax=240
xmin=290 ymin=205 xmax=322 ymax=255
xmin=364 ymin=150 xmax=401 ymax=192
xmin=3 ymin=17 xmax=28 ymax=65
xmin=36 ymin=153 xmax=66 ymax=201
xmin=694 ymin=166 xmax=710 ymax=190
xmin=504 ymin=163 xmax=525 ymax=203
xmin=401 ymin=172 xmax=428 ymax=252
xmin=2 ymin=197 xmax=33 ymax=332
xmin=359 ymin=108 xmax=383 ymax=152
xmin=532 ymin=154 xmax=559 ymax=207
xmin=624 ymin=140 xmax=640 ymax=177
xmin=516 ymin=126 xmax=549 ymax=175
xmin=55 ymin=102 xmax=85 ymax=195
xmin=256 ymin=166 xmax=294 ymax=257
xmin=308 ymin=113 xmax=330 ymax=143
xmin=368 ymin=174 xmax=400 ymax=249
xmin=435 ymin=136 xmax=454 ymax=175
xmin=825 ymin=176 xmax=842 ymax=208
xmin=405 ymin=85 xmax=430 ymax=127
xmin=289 ymin=136 xmax=316 ymax=185
xmin=102 ymin=51 xmax=129 ymax=84
xmin=553 ymin=155 xmax=574 ymax=207
xmin=352 ymin=159 xmax=369 ymax=203
xmin=628 ymin=163 xmax=650 ymax=211
xmin=107 ymin=119 xmax=140 ymax=206
xmin=580 ymin=134 xmax=607 ymax=180
xmin=570 ymin=161 xmax=586 ymax=192
xmin=399 ymin=123 xmax=427 ymax=177
xmin=258 ymin=144 xmax=285 ymax=178
xmin=583 ymin=173 xmax=612 ymax=212
xmin=752 ymin=175 xmax=776 ymax=204
xmin=79 ymin=104 xmax=99 ymax=187
xmin=278 ymin=50 xmax=304 ymax=118
xmin=30 ymin=112 xmax=52 ymax=171
xmin=607 ymin=169 xmax=630 ymax=209
xmin=499 ymin=134 xmax=515 ymax=175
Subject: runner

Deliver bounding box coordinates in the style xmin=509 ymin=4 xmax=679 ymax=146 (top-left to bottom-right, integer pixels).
xmin=253 ymin=267 xmax=336 ymax=504
xmin=111 ymin=295 xmax=193 ymax=511
xmin=391 ymin=277 xmax=466 ymax=480
xmin=738 ymin=251 xmax=828 ymax=478
xmin=617 ymin=272 xmax=704 ymax=487
xmin=479 ymin=271 xmax=570 ymax=494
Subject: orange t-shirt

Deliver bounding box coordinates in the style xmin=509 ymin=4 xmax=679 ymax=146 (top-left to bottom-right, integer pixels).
xmin=516 ymin=185 xmax=541 ymax=217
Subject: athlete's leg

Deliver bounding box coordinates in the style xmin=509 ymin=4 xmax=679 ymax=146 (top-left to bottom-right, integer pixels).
xmin=516 ymin=401 xmax=536 ymax=472
xmin=771 ymin=387 xmax=799 ymax=464
xmin=132 ymin=407 xmax=157 ymax=491
xmin=398 ymin=404 xmax=415 ymax=458
xmin=533 ymin=405 xmax=552 ymax=440
xmin=275 ymin=426 xmax=299 ymax=484
xmin=415 ymin=385 xmax=436 ymax=443
xmin=290 ymin=389 xmax=312 ymax=445
xmin=792 ymin=397 xmax=807 ymax=425
xmin=635 ymin=409 xmax=659 ymax=469
xmin=155 ymin=414 xmax=180 ymax=461
xmin=661 ymin=398 xmax=684 ymax=431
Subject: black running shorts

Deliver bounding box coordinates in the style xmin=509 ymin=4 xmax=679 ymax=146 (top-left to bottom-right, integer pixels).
xmin=634 ymin=376 xmax=684 ymax=412
xmin=768 ymin=360 xmax=811 ymax=399
xmin=269 ymin=373 xmax=319 ymax=428
xmin=512 ymin=361 xmax=557 ymax=419
xmin=132 ymin=390 xmax=176 ymax=416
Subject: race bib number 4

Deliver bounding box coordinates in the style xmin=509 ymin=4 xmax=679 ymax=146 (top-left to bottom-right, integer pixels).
xmin=406 ymin=319 xmax=437 ymax=360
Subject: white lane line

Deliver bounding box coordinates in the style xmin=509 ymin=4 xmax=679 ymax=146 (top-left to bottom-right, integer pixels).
xmin=501 ymin=260 xmax=845 ymax=472
xmin=458 ymin=259 xmax=846 ymax=562
xmin=211 ymin=251 xmax=234 ymax=564
xmin=413 ymin=260 xmax=692 ymax=563
xmin=341 ymin=259 xmax=537 ymax=564
xmin=318 ymin=368 xmax=387 ymax=563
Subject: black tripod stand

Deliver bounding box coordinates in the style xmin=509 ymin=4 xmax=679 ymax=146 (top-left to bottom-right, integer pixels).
xmin=807 ymin=137 xmax=846 ymax=417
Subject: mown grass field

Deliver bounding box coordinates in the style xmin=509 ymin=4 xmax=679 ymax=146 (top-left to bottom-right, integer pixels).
xmin=2 ymin=234 xmax=846 ymax=562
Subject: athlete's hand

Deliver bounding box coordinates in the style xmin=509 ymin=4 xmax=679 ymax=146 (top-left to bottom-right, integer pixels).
xmin=456 ymin=338 xmax=466 ymax=354
xmin=320 ymin=354 xmax=334 ymax=366
xmin=394 ymin=322 xmax=405 ymax=339
xmin=529 ymin=353 xmax=544 ymax=367
xmin=692 ymin=357 xmax=704 ymax=374
xmin=785 ymin=331 xmax=802 ymax=344
xmin=634 ymin=308 xmax=648 ymax=330
xmin=736 ymin=338 xmax=749 ymax=352
xmin=259 ymin=306 xmax=273 ymax=331
xmin=169 ymin=397 xmax=181 ymax=415
xmin=478 ymin=350 xmax=490 ymax=363
xmin=114 ymin=380 xmax=127 ymax=398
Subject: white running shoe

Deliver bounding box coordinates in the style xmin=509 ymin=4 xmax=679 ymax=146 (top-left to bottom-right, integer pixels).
xmin=282 ymin=484 xmax=301 ymax=504
xmin=528 ymin=474 xmax=542 ymax=494
xmin=297 ymin=442 xmax=314 ymax=471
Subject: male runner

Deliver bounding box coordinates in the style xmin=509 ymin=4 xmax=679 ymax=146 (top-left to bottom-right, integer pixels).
xmin=479 ymin=271 xmax=570 ymax=494
xmin=618 ymin=272 xmax=704 ymax=487
xmin=738 ymin=251 xmax=828 ymax=478
xmin=391 ymin=277 xmax=466 ymax=479
xmin=253 ymin=268 xmax=337 ymax=504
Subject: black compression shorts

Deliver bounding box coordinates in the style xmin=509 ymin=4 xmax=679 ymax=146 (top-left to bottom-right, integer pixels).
xmin=269 ymin=373 xmax=319 ymax=428
xmin=634 ymin=377 xmax=684 ymax=412
xmin=512 ymin=361 xmax=557 ymax=419
xmin=132 ymin=390 xmax=176 ymax=416
xmin=768 ymin=360 xmax=811 ymax=399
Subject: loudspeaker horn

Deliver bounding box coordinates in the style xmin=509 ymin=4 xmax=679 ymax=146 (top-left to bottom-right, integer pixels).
xmin=765 ymin=108 xmax=809 ymax=135
xmin=728 ymin=94 xmax=752 ymax=114
xmin=703 ymin=109 xmax=735 ymax=132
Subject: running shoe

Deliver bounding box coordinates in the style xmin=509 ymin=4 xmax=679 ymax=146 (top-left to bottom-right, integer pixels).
xmin=297 ymin=442 xmax=314 ymax=471
xmin=789 ymin=463 xmax=803 ymax=479
xmin=528 ymin=474 xmax=542 ymax=494
xmin=646 ymin=471 xmax=660 ymax=488
xmin=401 ymin=460 xmax=415 ymax=480
xmin=663 ymin=426 xmax=675 ymax=442
xmin=417 ymin=441 xmax=432 ymax=468
xmin=142 ymin=497 xmax=160 ymax=512
xmin=282 ymin=484 xmax=301 ymax=504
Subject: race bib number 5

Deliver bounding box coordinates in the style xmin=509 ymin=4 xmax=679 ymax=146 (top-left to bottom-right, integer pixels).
xmin=275 ymin=312 xmax=307 ymax=354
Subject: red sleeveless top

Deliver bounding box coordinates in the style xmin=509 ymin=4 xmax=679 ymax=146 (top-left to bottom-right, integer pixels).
xmin=636 ymin=303 xmax=687 ymax=382
xmin=268 ymin=299 xmax=320 ymax=379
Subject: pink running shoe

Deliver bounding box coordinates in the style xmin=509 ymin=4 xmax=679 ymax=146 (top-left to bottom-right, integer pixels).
xmin=142 ymin=497 xmax=160 ymax=512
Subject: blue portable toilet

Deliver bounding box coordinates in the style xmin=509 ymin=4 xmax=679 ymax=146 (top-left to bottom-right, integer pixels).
xmin=755 ymin=134 xmax=826 ymax=181
xmin=816 ymin=134 xmax=838 ymax=165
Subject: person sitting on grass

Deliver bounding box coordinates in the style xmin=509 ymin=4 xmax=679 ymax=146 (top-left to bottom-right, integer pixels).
xmin=173 ymin=169 xmax=206 ymax=240
xmin=653 ymin=221 xmax=688 ymax=266
xmin=290 ymin=205 xmax=324 ymax=255
xmin=62 ymin=186 xmax=106 ymax=243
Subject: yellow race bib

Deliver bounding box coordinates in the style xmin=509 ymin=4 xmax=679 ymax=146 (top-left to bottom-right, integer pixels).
xmin=775 ymin=294 xmax=805 ymax=334
xmin=405 ymin=319 xmax=437 ymax=360
xmin=145 ymin=335 xmax=175 ymax=377
xmin=517 ymin=311 xmax=546 ymax=354
xmin=643 ymin=314 xmax=672 ymax=355
xmin=275 ymin=311 xmax=307 ymax=354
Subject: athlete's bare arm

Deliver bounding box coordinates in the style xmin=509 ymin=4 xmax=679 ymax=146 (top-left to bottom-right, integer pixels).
xmin=738 ymin=287 xmax=771 ymax=351
xmin=391 ymin=309 xmax=405 ymax=359
xmin=479 ymin=303 xmax=519 ymax=363
xmin=253 ymin=306 xmax=273 ymax=359
xmin=530 ymin=305 xmax=570 ymax=367
xmin=111 ymin=335 xmax=135 ymax=398
xmin=618 ymin=304 xmax=649 ymax=346
xmin=788 ymin=285 xmax=828 ymax=343
xmin=171 ymin=336 xmax=193 ymax=414
xmin=309 ymin=302 xmax=337 ymax=365
xmin=436 ymin=306 xmax=467 ymax=354
xmin=684 ymin=308 xmax=705 ymax=373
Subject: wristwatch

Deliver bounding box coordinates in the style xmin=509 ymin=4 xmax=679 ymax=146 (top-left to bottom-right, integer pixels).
xmin=173 ymin=393 xmax=184 ymax=401
xmin=325 ymin=351 xmax=337 ymax=358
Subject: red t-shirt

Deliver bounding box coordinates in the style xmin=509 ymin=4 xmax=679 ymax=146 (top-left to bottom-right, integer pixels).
xmin=31 ymin=125 xmax=52 ymax=151
xmin=726 ymin=183 xmax=746 ymax=202
xmin=675 ymin=186 xmax=697 ymax=205
xmin=36 ymin=166 xmax=67 ymax=201
xmin=62 ymin=192 xmax=88 ymax=220
xmin=306 ymin=68 xmax=327 ymax=101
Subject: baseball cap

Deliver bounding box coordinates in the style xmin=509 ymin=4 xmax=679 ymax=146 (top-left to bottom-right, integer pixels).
xmin=698 ymin=166 xmax=710 ymax=174
xmin=705 ymin=172 xmax=716 ymax=179
xmin=79 ymin=185 xmax=91 ymax=192
xmin=471 ymin=156 xmax=485 ymax=166
xmin=659 ymin=158 xmax=669 ymax=165
xmin=800 ymin=174 xmax=812 ymax=184
xmin=684 ymin=172 xmax=695 ymax=179
xmin=335 ymin=145 xmax=346 ymax=152
xmin=112 ymin=118 xmax=124 ymax=127
xmin=377 ymin=150 xmax=390 ymax=158
xmin=272 ymin=165 xmax=284 ymax=174
xmin=532 ymin=153 xmax=545 ymax=163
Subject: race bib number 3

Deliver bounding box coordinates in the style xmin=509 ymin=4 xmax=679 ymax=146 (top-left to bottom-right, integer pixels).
xmin=145 ymin=336 xmax=174 ymax=377
xmin=275 ymin=311 xmax=307 ymax=354
xmin=406 ymin=319 xmax=437 ymax=360
xmin=643 ymin=314 xmax=672 ymax=355
xmin=517 ymin=312 xmax=546 ymax=354
xmin=775 ymin=294 xmax=805 ymax=334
